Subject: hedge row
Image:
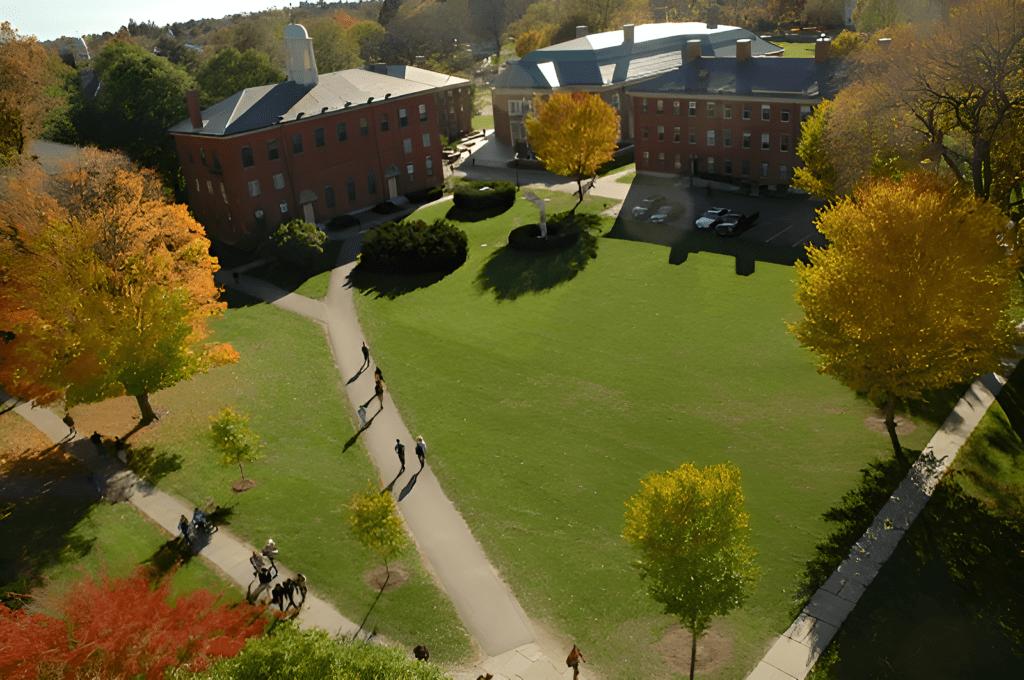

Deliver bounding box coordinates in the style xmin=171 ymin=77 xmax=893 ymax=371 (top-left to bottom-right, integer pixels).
xmin=452 ymin=180 xmax=516 ymax=211
xmin=360 ymin=218 xmax=468 ymax=274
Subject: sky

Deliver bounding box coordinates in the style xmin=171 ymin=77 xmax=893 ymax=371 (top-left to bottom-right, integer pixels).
xmin=3 ymin=0 xmax=289 ymax=43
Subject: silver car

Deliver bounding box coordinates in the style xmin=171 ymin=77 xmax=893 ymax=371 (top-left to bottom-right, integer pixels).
xmin=650 ymin=206 xmax=674 ymax=223
xmin=632 ymin=195 xmax=666 ymax=218
xmin=695 ymin=207 xmax=730 ymax=229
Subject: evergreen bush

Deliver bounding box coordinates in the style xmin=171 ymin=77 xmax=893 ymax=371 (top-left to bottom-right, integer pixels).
xmin=452 ymin=180 xmax=516 ymax=211
xmin=360 ymin=218 xmax=468 ymax=274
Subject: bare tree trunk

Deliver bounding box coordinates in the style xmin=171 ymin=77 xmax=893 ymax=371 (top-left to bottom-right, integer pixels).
xmin=356 ymin=559 xmax=390 ymax=639
xmin=136 ymin=391 xmax=157 ymax=425
xmin=885 ymin=392 xmax=910 ymax=468
xmin=572 ymin=176 xmax=584 ymax=214
xmin=238 ymin=462 xmax=246 ymax=481
xmin=689 ymin=620 xmax=697 ymax=680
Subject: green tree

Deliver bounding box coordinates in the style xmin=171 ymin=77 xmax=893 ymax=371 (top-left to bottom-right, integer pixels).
xmin=623 ymin=462 xmax=759 ymax=680
xmin=197 ymin=48 xmax=285 ymax=106
xmin=789 ymin=172 xmax=1022 ymax=467
xmin=305 ymin=18 xmax=362 ymax=74
xmin=346 ymin=482 xmax=409 ymax=636
xmin=525 ymin=92 xmax=619 ymax=214
xmin=209 ymin=407 xmax=263 ymax=483
xmin=0 ymin=148 xmax=236 ymax=423
xmin=267 ymin=218 xmax=327 ymax=268
xmin=792 ymin=99 xmax=837 ymax=200
xmin=349 ymin=21 xmax=386 ymax=63
xmin=83 ymin=38 xmax=196 ymax=190
xmin=173 ymin=622 xmax=452 ymax=680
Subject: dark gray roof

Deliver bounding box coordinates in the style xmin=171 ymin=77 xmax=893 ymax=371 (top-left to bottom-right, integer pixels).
xmin=626 ymin=57 xmax=836 ymax=100
xmin=493 ymin=22 xmax=782 ymax=90
xmin=170 ymin=66 xmax=468 ymax=137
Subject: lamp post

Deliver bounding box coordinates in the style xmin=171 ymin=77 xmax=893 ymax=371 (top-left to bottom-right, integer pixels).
xmin=515 ymin=158 xmax=520 ymax=189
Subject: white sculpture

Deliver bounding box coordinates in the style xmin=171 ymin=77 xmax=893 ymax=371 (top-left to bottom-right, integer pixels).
xmin=522 ymin=190 xmax=547 ymax=238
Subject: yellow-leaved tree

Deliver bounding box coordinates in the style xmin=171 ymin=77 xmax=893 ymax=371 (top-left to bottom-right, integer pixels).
xmin=623 ymin=462 xmax=759 ymax=680
xmin=789 ymin=172 xmax=1022 ymax=467
xmin=0 ymin=148 xmax=237 ymax=424
xmin=525 ymin=92 xmax=619 ymax=214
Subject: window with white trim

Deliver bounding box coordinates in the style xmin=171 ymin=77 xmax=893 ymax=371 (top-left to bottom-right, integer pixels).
xmin=761 ymin=105 xmax=771 ymax=121
xmin=706 ymin=130 xmax=715 ymax=146
xmin=723 ymin=129 xmax=732 ymax=147
xmin=403 ymin=138 xmax=412 ymax=154
xmin=761 ymin=162 xmax=769 ymax=177
xmin=689 ymin=101 xmax=697 ymax=116
xmin=248 ymin=180 xmax=260 ymax=197
xmin=742 ymin=105 xmax=751 ymax=120
xmin=274 ymin=174 xmax=285 ymax=190
xmin=742 ymin=131 xmax=751 ymax=148
xmin=761 ymin=133 xmax=770 ymax=150
xmin=781 ymin=109 xmax=790 ymax=122
xmin=422 ymin=133 xmax=431 ymax=147
xmin=657 ymin=125 xmax=664 ymax=141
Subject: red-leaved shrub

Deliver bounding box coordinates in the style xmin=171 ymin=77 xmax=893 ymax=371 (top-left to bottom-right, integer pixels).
xmin=0 ymin=566 xmax=267 ymax=679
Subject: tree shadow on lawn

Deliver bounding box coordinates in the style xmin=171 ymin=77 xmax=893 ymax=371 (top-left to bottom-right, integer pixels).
xmin=346 ymin=265 xmax=448 ymax=300
xmin=0 ymin=488 xmax=98 ymax=609
xmin=219 ymin=287 xmax=264 ymax=309
xmin=475 ymin=228 xmax=599 ymax=301
xmin=245 ymin=240 xmax=345 ymax=293
xmin=125 ymin=446 xmax=184 ymax=486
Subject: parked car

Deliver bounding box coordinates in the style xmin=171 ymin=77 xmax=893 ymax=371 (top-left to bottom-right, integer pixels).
xmin=695 ymin=207 xmax=730 ymax=229
xmin=714 ymin=211 xmax=760 ymax=237
xmin=650 ymin=206 xmax=674 ymax=223
xmin=632 ymin=195 xmax=666 ymax=218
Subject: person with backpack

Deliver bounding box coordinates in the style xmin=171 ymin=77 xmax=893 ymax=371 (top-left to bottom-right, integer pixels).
xmin=566 ymin=644 xmax=586 ymax=678
xmin=415 ymin=436 xmax=427 ymax=469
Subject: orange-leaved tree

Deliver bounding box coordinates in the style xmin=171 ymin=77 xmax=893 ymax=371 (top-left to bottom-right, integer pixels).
xmin=789 ymin=172 xmax=1022 ymax=467
xmin=525 ymin=92 xmax=619 ymax=214
xmin=0 ymin=566 xmax=267 ymax=680
xmin=0 ymin=148 xmax=238 ymax=423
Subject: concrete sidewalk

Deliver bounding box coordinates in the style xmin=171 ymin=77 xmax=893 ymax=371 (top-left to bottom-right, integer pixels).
xmin=2 ymin=394 xmax=361 ymax=641
xmin=745 ymin=370 xmax=1010 ymax=680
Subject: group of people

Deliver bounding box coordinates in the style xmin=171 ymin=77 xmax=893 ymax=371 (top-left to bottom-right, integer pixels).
xmin=393 ymin=436 xmax=427 ymax=474
xmin=247 ymin=539 xmax=307 ymax=611
xmin=362 ymin=342 xmax=429 ymax=475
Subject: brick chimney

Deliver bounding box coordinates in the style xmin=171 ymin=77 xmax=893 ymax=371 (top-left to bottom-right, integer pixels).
xmin=576 ymin=26 xmax=588 ymax=39
xmin=686 ymin=39 xmax=702 ymax=63
xmin=623 ymin=24 xmax=634 ymax=45
xmin=814 ymin=37 xmax=831 ymax=62
xmin=736 ymin=39 xmax=751 ymax=62
xmin=284 ymin=24 xmax=318 ymax=86
xmin=186 ymin=90 xmax=202 ymax=130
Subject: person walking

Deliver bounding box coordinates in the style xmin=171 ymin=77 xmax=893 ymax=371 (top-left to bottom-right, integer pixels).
xmin=395 ymin=439 xmax=406 ymax=473
xmin=295 ymin=573 xmax=308 ymax=606
xmin=415 ymin=436 xmax=427 ymax=469
xmin=360 ymin=342 xmax=370 ymax=370
xmin=375 ymin=379 xmax=385 ymax=409
xmin=178 ymin=515 xmax=191 ymax=546
xmin=248 ymin=563 xmax=278 ymax=604
xmin=566 ymin=644 xmax=586 ymax=679
xmin=374 ymin=366 xmax=384 ymax=383
xmin=262 ymin=539 xmax=279 ymax=567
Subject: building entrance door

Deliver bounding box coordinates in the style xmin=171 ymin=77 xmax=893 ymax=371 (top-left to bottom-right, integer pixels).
xmin=388 ymin=177 xmax=398 ymax=199
xmin=303 ymin=203 xmax=315 ymax=224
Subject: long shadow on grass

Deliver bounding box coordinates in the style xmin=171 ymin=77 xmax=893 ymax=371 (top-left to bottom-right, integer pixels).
xmin=141 ymin=538 xmax=194 ymax=580
xmin=475 ymin=229 xmax=599 ymax=301
xmin=346 ymin=265 xmax=448 ymax=300
xmin=124 ymin=446 xmax=183 ymax=486
xmin=0 ymin=480 xmax=99 ymax=608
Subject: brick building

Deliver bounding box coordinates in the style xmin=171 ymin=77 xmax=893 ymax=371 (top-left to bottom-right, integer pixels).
xmin=490 ymin=22 xmax=781 ymax=153
xmin=627 ymin=38 xmax=836 ymax=187
xmin=170 ymin=24 xmax=472 ymax=248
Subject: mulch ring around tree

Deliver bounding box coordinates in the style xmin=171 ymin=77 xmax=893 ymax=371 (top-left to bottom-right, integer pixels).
xmin=363 ymin=564 xmax=410 ymax=593
xmin=231 ymin=479 xmax=258 ymax=493
xmin=864 ymin=410 xmax=917 ymax=435
xmin=653 ymin=622 xmax=733 ymax=677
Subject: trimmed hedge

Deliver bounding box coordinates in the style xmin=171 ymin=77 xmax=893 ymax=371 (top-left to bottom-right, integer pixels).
xmin=452 ymin=180 xmax=516 ymax=211
xmin=360 ymin=218 xmax=468 ymax=274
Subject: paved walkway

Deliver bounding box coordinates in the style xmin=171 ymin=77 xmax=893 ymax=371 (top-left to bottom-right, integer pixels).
xmin=214 ymin=218 xmax=577 ymax=679
xmin=2 ymin=393 xmax=360 ymax=641
xmin=745 ymin=370 xmax=1010 ymax=680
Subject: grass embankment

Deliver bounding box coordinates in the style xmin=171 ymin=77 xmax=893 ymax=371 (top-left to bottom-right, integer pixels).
xmin=775 ymin=41 xmax=817 ymax=58
xmin=102 ymin=303 xmax=472 ymax=663
xmin=352 ymin=191 xmax=938 ymax=678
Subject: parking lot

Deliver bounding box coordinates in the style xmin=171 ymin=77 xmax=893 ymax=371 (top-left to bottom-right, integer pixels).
xmin=608 ymin=175 xmax=828 ymax=272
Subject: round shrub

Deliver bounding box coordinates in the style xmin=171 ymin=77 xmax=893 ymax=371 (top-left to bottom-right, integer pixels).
xmin=266 ymin=218 xmax=326 ymax=267
xmin=360 ymin=218 xmax=468 ymax=274
xmin=452 ymin=180 xmax=516 ymax=211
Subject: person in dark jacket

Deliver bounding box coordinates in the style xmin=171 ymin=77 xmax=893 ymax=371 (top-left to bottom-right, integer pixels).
xmin=395 ymin=439 xmax=406 ymax=473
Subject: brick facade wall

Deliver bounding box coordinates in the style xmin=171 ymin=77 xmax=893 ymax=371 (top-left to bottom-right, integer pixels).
xmin=175 ymin=90 xmax=457 ymax=248
xmin=631 ymin=94 xmax=814 ymax=184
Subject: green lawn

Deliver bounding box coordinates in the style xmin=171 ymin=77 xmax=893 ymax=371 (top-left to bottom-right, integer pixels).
xmin=774 ymin=41 xmax=817 ymax=58
xmin=615 ymin=171 xmax=637 ymax=184
xmin=127 ymin=303 xmax=472 ymax=662
xmin=472 ymin=115 xmax=494 ymax=131
xmin=352 ymin=194 xmax=938 ymax=679
xmin=35 ymin=503 xmax=242 ymax=610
